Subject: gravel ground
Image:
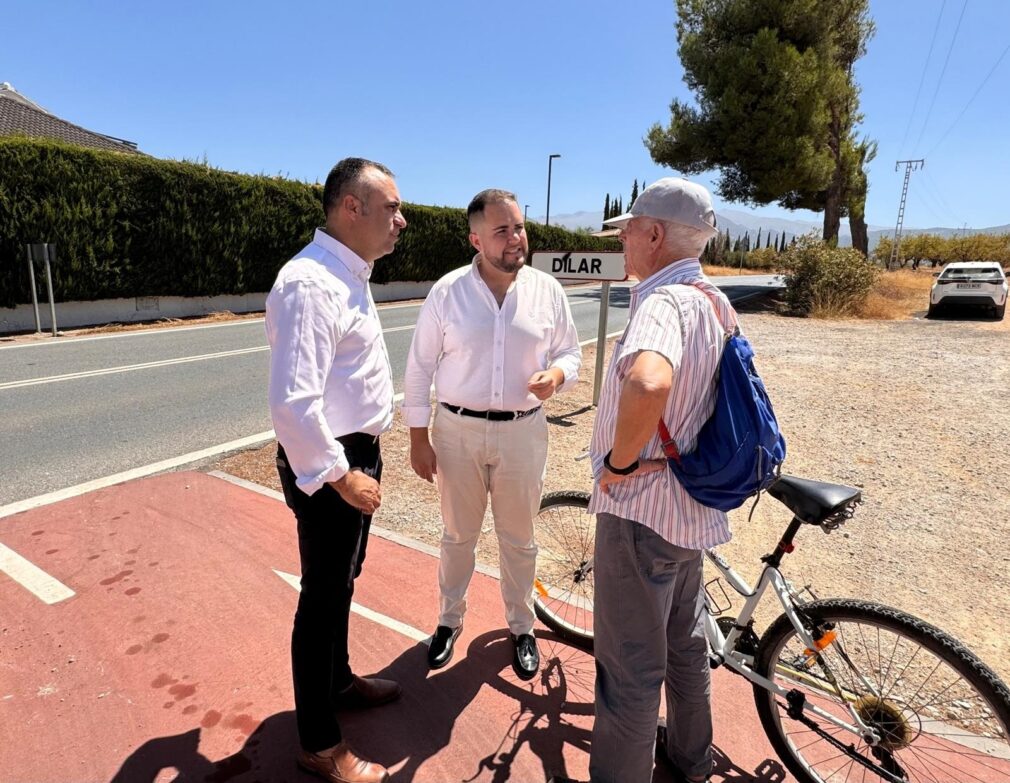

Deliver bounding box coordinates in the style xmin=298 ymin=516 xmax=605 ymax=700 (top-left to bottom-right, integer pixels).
xmin=213 ymin=304 xmax=1010 ymax=684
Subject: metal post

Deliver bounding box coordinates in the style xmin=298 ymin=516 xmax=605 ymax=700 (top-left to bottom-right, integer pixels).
xmin=26 ymin=244 xmax=41 ymax=333
xmin=889 ymin=159 xmax=924 ymax=269
xmin=592 ymin=281 xmax=611 ymax=406
xmin=42 ymin=243 xmax=58 ymax=336
xmin=545 ymin=153 xmax=560 ymax=227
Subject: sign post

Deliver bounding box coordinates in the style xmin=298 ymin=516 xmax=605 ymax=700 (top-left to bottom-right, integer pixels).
xmin=531 ymin=251 xmax=626 ymax=406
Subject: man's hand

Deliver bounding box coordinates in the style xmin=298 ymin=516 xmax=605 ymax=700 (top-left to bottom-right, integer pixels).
xmin=409 ymin=427 xmax=438 ymax=483
xmin=330 ymin=469 xmax=382 ymax=514
xmin=598 ymin=458 xmax=666 ymax=496
xmin=527 ymin=368 xmax=563 ymax=401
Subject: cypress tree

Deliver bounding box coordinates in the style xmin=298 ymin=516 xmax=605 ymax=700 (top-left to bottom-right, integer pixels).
xmin=604 ymin=194 xmax=611 ymax=222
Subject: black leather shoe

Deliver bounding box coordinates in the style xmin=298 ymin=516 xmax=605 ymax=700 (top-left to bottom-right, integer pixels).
xmin=427 ymin=624 xmax=462 ymax=670
xmin=510 ymin=633 xmax=539 ymax=680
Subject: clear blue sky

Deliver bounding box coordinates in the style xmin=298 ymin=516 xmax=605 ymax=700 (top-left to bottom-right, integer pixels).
xmin=3 ymin=0 xmax=1008 ymax=230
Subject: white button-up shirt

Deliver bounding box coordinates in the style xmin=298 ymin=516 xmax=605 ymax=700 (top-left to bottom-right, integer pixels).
xmin=402 ymin=257 xmax=581 ymax=427
xmin=588 ymin=258 xmax=738 ymax=550
xmin=266 ymin=229 xmax=394 ymax=495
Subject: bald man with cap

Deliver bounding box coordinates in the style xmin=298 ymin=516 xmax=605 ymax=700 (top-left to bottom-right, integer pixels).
xmin=587 ymin=178 xmax=738 ymax=783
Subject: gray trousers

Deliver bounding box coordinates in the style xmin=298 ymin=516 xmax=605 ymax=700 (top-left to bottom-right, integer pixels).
xmin=590 ymin=513 xmax=713 ymax=783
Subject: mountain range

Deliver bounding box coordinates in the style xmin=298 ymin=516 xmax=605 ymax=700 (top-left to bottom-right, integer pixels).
xmin=536 ymin=209 xmax=1010 ymax=251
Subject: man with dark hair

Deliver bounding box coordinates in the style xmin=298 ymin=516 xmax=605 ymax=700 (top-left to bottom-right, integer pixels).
xmin=267 ymin=157 xmax=406 ymax=783
xmin=403 ymin=188 xmax=581 ymax=680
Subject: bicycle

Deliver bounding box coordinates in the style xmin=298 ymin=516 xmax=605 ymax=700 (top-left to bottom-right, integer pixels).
xmin=532 ymin=474 xmax=1010 ymax=783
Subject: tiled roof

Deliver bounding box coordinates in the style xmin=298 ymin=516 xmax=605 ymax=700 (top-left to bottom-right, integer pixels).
xmin=0 ymin=83 xmax=140 ymax=154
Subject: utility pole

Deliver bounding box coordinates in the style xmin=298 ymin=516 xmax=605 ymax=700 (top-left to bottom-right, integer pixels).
xmin=890 ymin=159 xmax=924 ymax=269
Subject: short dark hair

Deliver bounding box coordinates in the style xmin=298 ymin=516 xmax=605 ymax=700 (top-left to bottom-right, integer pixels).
xmin=322 ymin=158 xmax=394 ymax=216
xmin=466 ymin=188 xmax=518 ymax=229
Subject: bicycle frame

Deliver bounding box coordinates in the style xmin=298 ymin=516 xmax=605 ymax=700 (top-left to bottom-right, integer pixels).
xmin=703 ymin=548 xmax=883 ymax=745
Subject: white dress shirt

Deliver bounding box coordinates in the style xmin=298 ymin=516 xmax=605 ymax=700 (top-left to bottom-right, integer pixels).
xmin=266 ymin=229 xmax=394 ymax=496
xmin=402 ymin=257 xmax=581 ymax=427
xmin=588 ymin=258 xmax=737 ymax=549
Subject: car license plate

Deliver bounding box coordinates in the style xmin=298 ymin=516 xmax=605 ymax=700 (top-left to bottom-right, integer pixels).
xmin=956 ymin=283 xmax=981 ymax=289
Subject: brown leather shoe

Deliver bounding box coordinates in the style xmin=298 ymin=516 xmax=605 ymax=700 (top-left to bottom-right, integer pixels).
xmin=296 ymin=742 xmax=389 ymax=783
xmin=334 ymin=674 xmax=401 ymax=710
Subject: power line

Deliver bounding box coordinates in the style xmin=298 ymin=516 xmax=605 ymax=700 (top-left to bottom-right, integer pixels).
xmin=912 ymin=0 xmax=969 ymax=153
xmin=924 ymin=39 xmax=1010 ymax=157
xmin=919 ymin=168 xmax=966 ymax=226
xmin=899 ymin=0 xmax=947 ymax=154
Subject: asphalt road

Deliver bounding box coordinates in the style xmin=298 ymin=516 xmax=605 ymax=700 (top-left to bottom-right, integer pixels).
xmin=0 ymin=276 xmax=781 ymax=506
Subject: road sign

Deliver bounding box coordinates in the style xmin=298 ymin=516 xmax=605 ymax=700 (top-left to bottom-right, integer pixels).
xmin=531 ymin=251 xmax=626 ymax=282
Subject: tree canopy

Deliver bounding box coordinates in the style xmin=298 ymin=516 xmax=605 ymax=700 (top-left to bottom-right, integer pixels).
xmin=647 ymin=0 xmax=875 ymax=252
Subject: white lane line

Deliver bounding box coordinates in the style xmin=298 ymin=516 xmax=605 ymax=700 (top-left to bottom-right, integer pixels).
xmin=0 ymin=392 xmax=406 ymax=519
xmin=208 ymin=468 xmax=502 ymax=581
xmin=0 ymin=346 xmax=269 ymax=391
xmin=1 ymin=325 xmax=419 ymax=391
xmin=273 ymin=569 xmax=429 ymax=643
xmin=0 ymin=543 xmax=75 ymax=604
xmin=580 ymin=329 xmax=624 ymax=347
xmin=0 ymin=430 xmax=276 ymax=520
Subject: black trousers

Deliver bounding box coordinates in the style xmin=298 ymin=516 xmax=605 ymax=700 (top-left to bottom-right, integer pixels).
xmin=276 ymin=435 xmax=382 ymax=753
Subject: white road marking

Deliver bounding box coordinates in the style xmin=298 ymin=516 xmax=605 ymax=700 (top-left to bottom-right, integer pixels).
xmin=0 ymin=392 xmax=406 ymax=518
xmin=0 ymin=346 xmax=269 ymax=391
xmin=273 ymin=569 xmax=429 ymax=643
xmin=0 ymin=430 xmax=275 ymax=519
xmin=0 ymin=326 xmax=418 ymax=391
xmin=0 ymin=543 xmax=75 ymax=604
xmin=580 ymin=329 xmax=624 ymax=347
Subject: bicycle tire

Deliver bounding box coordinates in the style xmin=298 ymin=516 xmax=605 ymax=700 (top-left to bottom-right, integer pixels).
xmin=533 ymin=491 xmax=595 ymax=650
xmin=753 ymin=598 xmax=1010 ymax=783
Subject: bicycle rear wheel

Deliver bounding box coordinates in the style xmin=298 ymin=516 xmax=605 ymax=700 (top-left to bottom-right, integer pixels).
xmin=533 ymin=491 xmax=595 ymax=650
xmin=753 ymin=598 xmax=1010 ymax=783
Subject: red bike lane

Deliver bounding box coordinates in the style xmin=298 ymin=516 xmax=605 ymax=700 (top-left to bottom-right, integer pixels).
xmin=2 ymin=470 xmax=801 ymax=782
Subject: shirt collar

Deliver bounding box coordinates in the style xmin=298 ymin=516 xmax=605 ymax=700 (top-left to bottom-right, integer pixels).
xmin=312 ymin=227 xmax=372 ymax=282
xmin=631 ymin=257 xmax=703 ymax=302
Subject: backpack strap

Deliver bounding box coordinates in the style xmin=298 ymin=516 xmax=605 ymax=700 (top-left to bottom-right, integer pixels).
xmin=656 ymin=282 xmax=734 ymax=463
xmin=658 ymin=418 xmax=681 ymax=464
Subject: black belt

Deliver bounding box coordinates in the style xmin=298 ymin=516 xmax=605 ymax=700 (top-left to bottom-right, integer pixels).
xmin=336 ymin=432 xmax=380 ymax=446
xmin=441 ymin=402 xmax=541 ymax=421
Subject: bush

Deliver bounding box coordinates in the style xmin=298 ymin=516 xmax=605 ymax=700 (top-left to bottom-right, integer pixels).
xmin=0 ymin=137 xmax=618 ymax=306
xmin=782 ymin=234 xmax=879 ymax=317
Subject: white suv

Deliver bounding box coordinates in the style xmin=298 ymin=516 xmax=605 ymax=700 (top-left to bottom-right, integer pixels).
xmin=928 ymin=262 xmax=1008 ymax=320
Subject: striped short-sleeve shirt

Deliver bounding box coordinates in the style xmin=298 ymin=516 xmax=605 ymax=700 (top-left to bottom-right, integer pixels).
xmin=588 ymin=258 xmax=739 ymax=550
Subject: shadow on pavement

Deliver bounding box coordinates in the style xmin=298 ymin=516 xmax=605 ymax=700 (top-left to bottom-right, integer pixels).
xmin=107 ymin=630 xmax=787 ymax=783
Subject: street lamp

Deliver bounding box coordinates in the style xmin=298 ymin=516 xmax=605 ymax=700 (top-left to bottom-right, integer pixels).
xmin=545 ymin=153 xmax=561 ymax=227
xmin=524 ymin=204 xmax=529 ymax=221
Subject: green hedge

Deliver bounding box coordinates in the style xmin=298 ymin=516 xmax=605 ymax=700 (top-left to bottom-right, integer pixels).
xmin=0 ymin=137 xmax=618 ymax=307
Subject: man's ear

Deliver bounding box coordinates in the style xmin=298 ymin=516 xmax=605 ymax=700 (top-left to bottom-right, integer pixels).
xmin=468 ymin=230 xmax=481 ymax=253
xmin=342 ymin=193 xmax=362 ymax=219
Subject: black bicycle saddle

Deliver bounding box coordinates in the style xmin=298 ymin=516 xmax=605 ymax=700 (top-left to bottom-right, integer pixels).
xmin=767 ymin=474 xmax=861 ymax=524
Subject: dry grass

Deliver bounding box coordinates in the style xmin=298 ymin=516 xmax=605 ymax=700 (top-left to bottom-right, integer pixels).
xmin=702 ymin=264 xmax=779 ymax=277
xmin=855 ymin=269 xmax=934 ymax=320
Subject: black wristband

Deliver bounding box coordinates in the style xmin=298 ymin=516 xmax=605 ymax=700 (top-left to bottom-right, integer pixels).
xmin=604 ymin=450 xmax=639 ymax=475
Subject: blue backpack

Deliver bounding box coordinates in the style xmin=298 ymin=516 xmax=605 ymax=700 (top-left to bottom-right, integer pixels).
xmin=658 ymin=288 xmax=786 ymax=512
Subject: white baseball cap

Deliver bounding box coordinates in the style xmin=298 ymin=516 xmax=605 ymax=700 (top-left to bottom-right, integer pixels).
xmin=604 ymin=177 xmax=718 ymax=237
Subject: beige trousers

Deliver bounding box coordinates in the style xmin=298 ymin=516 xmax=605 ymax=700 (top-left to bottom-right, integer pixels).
xmin=431 ymin=405 xmax=548 ymax=635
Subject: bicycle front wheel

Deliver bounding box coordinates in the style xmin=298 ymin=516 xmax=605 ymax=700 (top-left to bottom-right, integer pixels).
xmin=753 ymin=598 xmax=1010 ymax=783
xmin=533 ymin=491 xmax=595 ymax=650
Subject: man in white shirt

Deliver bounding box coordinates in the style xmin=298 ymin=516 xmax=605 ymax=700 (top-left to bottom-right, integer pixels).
xmin=403 ymin=189 xmax=581 ymax=680
xmin=585 ymin=178 xmax=732 ymax=783
xmin=266 ymin=158 xmax=407 ymax=783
